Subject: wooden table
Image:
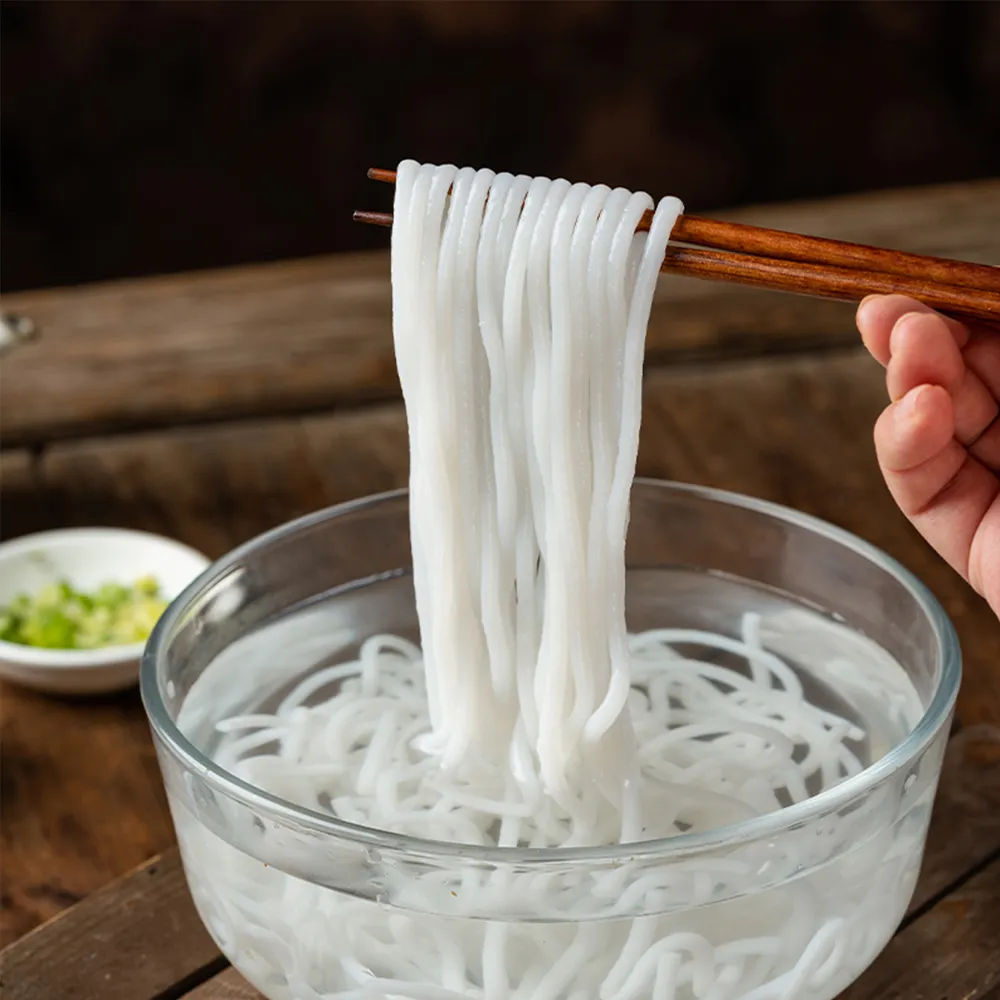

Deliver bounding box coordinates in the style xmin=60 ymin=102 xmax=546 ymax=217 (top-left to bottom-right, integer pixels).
xmin=1 ymin=180 xmax=999 ymax=1000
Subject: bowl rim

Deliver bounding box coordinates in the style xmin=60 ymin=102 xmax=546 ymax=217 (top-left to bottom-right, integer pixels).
xmin=141 ymin=480 xmax=962 ymax=865
xmin=0 ymin=527 xmax=210 ymax=670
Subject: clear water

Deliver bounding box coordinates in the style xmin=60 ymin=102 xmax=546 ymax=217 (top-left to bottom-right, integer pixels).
xmin=184 ymin=566 xmax=924 ymax=783
xmin=169 ymin=566 xmax=938 ymax=1000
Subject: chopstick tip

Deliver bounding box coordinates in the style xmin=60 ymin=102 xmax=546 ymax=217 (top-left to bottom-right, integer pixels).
xmin=354 ymin=209 xmax=393 ymax=228
xmin=368 ymin=168 xmax=397 ymax=185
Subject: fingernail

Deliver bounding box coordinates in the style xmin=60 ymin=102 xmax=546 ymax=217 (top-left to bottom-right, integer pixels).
xmin=900 ymin=384 xmax=931 ymax=424
xmin=888 ymin=311 xmax=926 ymax=354
xmin=856 ymin=294 xmax=879 ymax=325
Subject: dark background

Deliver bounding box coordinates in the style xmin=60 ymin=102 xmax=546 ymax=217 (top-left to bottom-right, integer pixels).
xmin=3 ymin=0 xmax=999 ymax=293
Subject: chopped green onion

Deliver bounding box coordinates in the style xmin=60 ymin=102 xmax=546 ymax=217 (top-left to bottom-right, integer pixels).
xmin=0 ymin=577 xmax=169 ymax=650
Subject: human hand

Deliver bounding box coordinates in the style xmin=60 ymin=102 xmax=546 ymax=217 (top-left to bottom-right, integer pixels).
xmin=856 ymin=294 xmax=1000 ymax=619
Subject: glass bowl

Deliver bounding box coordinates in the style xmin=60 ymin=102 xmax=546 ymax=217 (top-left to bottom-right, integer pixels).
xmin=141 ymin=481 xmax=960 ymax=1000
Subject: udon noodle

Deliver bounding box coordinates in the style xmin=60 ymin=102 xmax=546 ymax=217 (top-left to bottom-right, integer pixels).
xmin=196 ymin=161 xmax=927 ymax=1000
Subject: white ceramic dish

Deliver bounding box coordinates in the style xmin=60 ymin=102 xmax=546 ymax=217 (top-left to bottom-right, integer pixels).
xmin=0 ymin=528 xmax=210 ymax=695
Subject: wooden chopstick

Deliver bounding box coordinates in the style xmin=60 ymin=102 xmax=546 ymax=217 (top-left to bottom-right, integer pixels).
xmin=366 ymin=167 xmax=997 ymax=292
xmin=668 ymin=216 xmax=1000 ymax=294
xmin=659 ymin=245 xmax=1000 ymax=323
xmin=357 ymin=168 xmax=1000 ymax=327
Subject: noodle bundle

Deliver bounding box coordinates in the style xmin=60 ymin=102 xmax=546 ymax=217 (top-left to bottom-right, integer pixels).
xmin=391 ymin=161 xmax=682 ymax=842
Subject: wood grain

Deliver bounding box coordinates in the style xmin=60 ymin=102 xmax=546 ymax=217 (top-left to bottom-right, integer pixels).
xmin=659 ymin=242 xmax=1000 ymax=325
xmin=0 ymin=682 xmax=175 ymax=946
xmin=672 ymin=213 xmax=1000 ymax=292
xmin=0 ymin=450 xmax=47 ymax=541
xmin=37 ymin=417 xmax=332 ymax=560
xmin=2 ymin=180 xmax=998 ymax=446
xmin=0 ymin=851 xmax=224 ymax=1000
xmin=184 ymin=969 xmax=254 ymax=1000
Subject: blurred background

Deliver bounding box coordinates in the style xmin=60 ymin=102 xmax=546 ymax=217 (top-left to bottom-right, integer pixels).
xmin=2 ymin=0 xmax=999 ymax=293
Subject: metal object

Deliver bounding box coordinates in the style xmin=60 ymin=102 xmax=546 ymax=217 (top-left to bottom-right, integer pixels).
xmin=0 ymin=314 xmax=39 ymax=356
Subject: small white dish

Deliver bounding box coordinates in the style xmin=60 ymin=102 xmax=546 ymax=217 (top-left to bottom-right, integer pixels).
xmin=0 ymin=528 xmax=210 ymax=695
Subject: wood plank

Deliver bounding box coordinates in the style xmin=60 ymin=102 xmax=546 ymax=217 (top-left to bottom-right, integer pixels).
xmin=0 ymin=450 xmax=47 ymax=541
xmin=32 ymin=409 xmax=408 ymax=559
xmin=0 ymin=680 xmax=176 ymax=947
xmin=185 ymin=970 xmax=252 ymax=1000
xmin=36 ymin=417 xmax=331 ymax=560
xmin=841 ymin=857 xmax=1000 ymax=999
xmin=3 ymin=180 xmax=998 ymax=446
xmin=0 ymin=852 xmax=224 ymax=1000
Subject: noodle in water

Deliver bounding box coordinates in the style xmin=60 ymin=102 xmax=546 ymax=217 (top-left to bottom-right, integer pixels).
xmin=186 ymin=161 xmax=927 ymax=1000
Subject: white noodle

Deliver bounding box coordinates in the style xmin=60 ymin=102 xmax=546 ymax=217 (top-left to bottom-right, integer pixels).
xmin=191 ymin=162 xmax=928 ymax=1000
